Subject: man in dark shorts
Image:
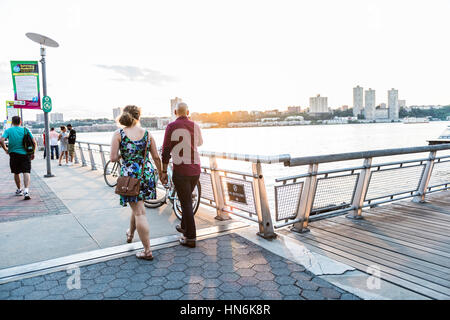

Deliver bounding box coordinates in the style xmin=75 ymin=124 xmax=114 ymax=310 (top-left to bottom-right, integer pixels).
xmin=0 ymin=116 xmax=37 ymax=200
xmin=66 ymin=124 xmax=76 ymax=165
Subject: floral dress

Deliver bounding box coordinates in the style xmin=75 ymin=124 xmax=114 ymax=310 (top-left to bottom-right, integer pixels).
xmin=119 ymin=129 xmax=157 ymax=206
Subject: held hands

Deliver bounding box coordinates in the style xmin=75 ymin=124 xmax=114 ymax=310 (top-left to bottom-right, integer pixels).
xmin=160 ymin=172 xmax=168 ymax=185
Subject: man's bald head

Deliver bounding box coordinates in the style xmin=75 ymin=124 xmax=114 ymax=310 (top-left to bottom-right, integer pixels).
xmin=175 ymin=102 xmax=189 ymax=117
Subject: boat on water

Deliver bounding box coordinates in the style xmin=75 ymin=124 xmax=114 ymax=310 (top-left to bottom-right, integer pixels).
xmin=403 ymin=117 xmax=430 ymax=124
xmin=427 ymin=125 xmax=450 ymax=145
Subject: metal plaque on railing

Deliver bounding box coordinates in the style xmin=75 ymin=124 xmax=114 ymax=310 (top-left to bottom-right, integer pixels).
xmin=220 ymin=176 xmax=256 ymax=214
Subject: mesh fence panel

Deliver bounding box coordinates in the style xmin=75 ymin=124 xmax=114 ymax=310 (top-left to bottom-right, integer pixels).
xmin=274 ymin=182 xmax=303 ymax=221
xmin=429 ymin=160 xmax=450 ymax=188
xmin=312 ymin=173 xmax=358 ymax=212
xmin=200 ymin=172 xmax=215 ymax=202
xmin=220 ymin=176 xmax=256 ymax=214
xmin=365 ymin=164 xmax=425 ymax=201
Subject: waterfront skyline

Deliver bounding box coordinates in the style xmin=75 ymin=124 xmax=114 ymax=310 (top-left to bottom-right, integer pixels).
xmin=1 ymin=0 xmax=450 ymax=121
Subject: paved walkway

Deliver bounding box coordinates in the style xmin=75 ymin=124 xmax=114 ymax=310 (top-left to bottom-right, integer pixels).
xmin=0 ymin=153 xmax=69 ymax=223
xmin=0 ymin=153 xmax=239 ymax=269
xmin=0 ymin=234 xmax=360 ymax=300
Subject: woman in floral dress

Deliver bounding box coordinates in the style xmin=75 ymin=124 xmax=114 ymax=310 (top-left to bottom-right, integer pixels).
xmin=110 ymin=105 xmax=163 ymax=260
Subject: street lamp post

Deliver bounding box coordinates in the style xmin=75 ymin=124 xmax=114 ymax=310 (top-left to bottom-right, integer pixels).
xmin=25 ymin=33 xmax=59 ymax=178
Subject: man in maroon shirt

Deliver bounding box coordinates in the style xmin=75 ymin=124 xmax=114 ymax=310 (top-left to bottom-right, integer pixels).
xmin=161 ymin=102 xmax=203 ymax=247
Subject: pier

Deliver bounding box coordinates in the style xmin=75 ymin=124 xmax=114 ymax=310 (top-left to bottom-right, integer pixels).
xmin=0 ymin=142 xmax=449 ymax=300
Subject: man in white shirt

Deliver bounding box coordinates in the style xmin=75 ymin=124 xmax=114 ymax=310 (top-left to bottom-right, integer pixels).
xmin=49 ymin=127 xmax=59 ymax=160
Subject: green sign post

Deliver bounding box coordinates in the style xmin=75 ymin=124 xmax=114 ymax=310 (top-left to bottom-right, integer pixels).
xmin=42 ymin=96 xmax=52 ymax=112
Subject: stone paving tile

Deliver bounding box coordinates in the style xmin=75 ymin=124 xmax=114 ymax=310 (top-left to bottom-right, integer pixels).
xmin=0 ymin=155 xmax=70 ymax=223
xmin=0 ymin=234 xmax=361 ymax=300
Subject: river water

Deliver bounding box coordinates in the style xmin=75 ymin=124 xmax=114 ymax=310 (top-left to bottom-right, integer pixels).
xmin=78 ymin=121 xmax=449 ymax=192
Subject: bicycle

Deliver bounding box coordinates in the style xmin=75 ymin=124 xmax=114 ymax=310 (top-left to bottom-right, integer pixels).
xmin=104 ymin=158 xmax=201 ymax=220
xmin=144 ymin=161 xmax=201 ymax=220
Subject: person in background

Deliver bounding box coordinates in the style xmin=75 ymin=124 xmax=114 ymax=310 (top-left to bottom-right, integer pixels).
xmin=110 ymin=105 xmax=163 ymax=260
xmin=49 ymin=127 xmax=60 ymax=160
xmin=58 ymin=126 xmax=68 ymax=166
xmin=43 ymin=131 xmax=46 ymax=159
xmin=66 ymin=124 xmax=76 ymax=166
xmin=161 ymin=102 xmax=203 ymax=248
xmin=0 ymin=116 xmax=36 ymax=200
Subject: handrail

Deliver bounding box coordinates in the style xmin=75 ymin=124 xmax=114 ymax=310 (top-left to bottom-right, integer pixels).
xmin=287 ymin=143 xmax=450 ymax=167
xmin=76 ymin=140 xmax=290 ymax=164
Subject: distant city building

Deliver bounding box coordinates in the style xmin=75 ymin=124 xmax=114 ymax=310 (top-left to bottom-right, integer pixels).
xmin=170 ymin=97 xmax=183 ymax=121
xmin=341 ymin=105 xmax=349 ymax=111
xmin=353 ymin=85 xmax=364 ymax=117
xmin=113 ymin=107 xmax=123 ymax=120
xmin=157 ymin=118 xmax=171 ymax=130
xmin=231 ymin=111 xmax=249 ymax=118
xmin=375 ymin=108 xmax=389 ymax=120
xmin=263 ymin=109 xmax=279 ymax=116
xmin=388 ymin=88 xmax=399 ymax=120
xmin=36 ymin=113 xmax=45 ymax=123
xmin=287 ymin=106 xmax=302 ymax=114
xmin=250 ymin=110 xmax=262 ymax=116
xmin=309 ymin=94 xmax=329 ymax=114
xmin=364 ymin=88 xmax=376 ymax=120
xmin=398 ymin=100 xmax=406 ymax=109
xmin=50 ymin=113 xmax=64 ymax=122
xmin=379 ymin=103 xmax=387 ymax=109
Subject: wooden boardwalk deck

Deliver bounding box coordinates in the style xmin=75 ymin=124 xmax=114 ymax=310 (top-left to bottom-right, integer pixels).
xmin=283 ymin=190 xmax=450 ymax=300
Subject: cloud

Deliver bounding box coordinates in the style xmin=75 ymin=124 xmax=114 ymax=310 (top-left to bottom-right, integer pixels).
xmin=95 ymin=64 xmax=176 ymax=86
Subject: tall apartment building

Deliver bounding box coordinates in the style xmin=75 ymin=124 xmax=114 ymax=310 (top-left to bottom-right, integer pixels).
xmin=309 ymin=94 xmax=328 ymax=114
xmin=36 ymin=113 xmax=45 ymax=123
xmin=353 ymin=85 xmax=364 ymax=117
xmin=398 ymin=99 xmax=406 ymax=109
xmin=113 ymin=107 xmax=123 ymax=120
xmin=364 ymin=88 xmax=376 ymax=120
xmin=50 ymin=112 xmax=64 ymax=122
xmin=388 ymin=88 xmax=399 ymax=120
xmin=170 ymin=97 xmax=183 ymax=121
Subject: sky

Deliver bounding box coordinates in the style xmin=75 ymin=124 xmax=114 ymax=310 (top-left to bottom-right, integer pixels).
xmin=0 ymin=0 xmax=449 ymax=121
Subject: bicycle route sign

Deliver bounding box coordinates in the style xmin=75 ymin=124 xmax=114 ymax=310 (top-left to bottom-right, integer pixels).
xmin=42 ymin=96 xmax=52 ymax=112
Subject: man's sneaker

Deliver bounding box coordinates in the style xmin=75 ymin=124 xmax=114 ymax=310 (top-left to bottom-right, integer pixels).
xmin=24 ymin=191 xmax=31 ymax=200
xmin=15 ymin=189 xmax=23 ymax=196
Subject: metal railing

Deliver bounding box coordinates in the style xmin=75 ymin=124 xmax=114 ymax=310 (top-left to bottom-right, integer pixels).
xmin=71 ymin=140 xmax=450 ymax=238
xmin=276 ymin=143 xmax=450 ymax=233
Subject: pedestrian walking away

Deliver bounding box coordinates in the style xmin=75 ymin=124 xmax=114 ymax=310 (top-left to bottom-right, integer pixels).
xmin=67 ymin=124 xmax=76 ymax=165
xmin=49 ymin=127 xmax=60 ymax=160
xmin=0 ymin=116 xmax=37 ymax=200
xmin=161 ymin=102 xmax=203 ymax=248
xmin=110 ymin=105 xmax=164 ymax=260
xmin=58 ymin=126 xmax=68 ymax=166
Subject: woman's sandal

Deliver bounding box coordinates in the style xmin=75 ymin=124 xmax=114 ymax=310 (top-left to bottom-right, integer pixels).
xmin=126 ymin=229 xmax=134 ymax=243
xmin=136 ymin=251 xmax=154 ymax=261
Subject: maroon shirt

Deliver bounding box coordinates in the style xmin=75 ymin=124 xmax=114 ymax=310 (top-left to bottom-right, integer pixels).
xmin=162 ymin=116 xmax=203 ymax=176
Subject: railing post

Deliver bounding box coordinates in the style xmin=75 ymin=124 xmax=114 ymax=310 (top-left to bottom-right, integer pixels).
xmin=99 ymin=145 xmax=107 ymax=171
xmin=347 ymin=158 xmax=372 ymax=219
xmin=74 ymin=145 xmax=79 ymax=164
xmin=413 ymin=151 xmax=437 ymax=203
xmin=291 ymin=163 xmax=319 ymax=233
xmin=78 ymin=142 xmax=87 ymax=167
xmin=209 ymin=156 xmax=230 ymax=221
xmin=252 ymin=162 xmax=276 ymax=239
xmin=87 ymin=143 xmax=97 ymax=170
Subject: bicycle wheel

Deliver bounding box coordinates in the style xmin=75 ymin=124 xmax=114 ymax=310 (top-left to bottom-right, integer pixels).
xmin=144 ymin=184 xmax=168 ymax=208
xmin=173 ymin=180 xmax=201 ymax=220
xmin=104 ymin=160 xmax=121 ymax=187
